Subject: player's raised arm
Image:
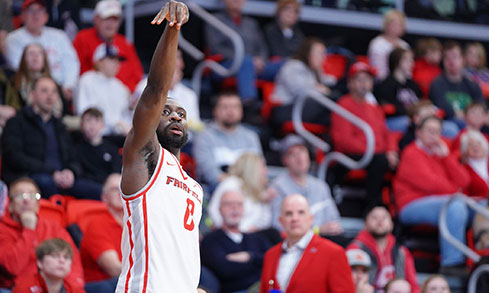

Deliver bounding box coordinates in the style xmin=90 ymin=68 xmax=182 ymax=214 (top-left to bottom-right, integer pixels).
xmin=124 ymin=0 xmax=189 ymax=156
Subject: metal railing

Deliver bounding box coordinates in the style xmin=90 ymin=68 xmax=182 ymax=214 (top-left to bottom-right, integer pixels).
xmin=468 ymin=264 xmax=489 ymax=293
xmin=290 ymin=90 xmax=376 ymax=182
xmin=439 ymin=193 xmax=489 ymax=263
xmin=181 ymin=0 xmax=245 ymax=96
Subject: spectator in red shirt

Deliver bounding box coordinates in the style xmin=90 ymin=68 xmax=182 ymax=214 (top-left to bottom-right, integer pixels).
xmin=394 ymin=115 xmax=472 ymax=275
xmin=348 ymin=205 xmax=419 ymax=293
xmin=330 ymin=61 xmax=398 ymax=210
xmin=80 ymin=173 xmax=123 ymax=283
xmin=12 ymin=238 xmax=84 ymax=293
xmin=460 ymin=130 xmax=489 ymax=198
xmin=260 ymin=194 xmax=354 ymax=293
xmin=413 ymin=38 xmax=442 ymax=98
xmin=73 ymin=0 xmax=143 ymax=92
xmin=0 ymin=177 xmax=84 ymax=289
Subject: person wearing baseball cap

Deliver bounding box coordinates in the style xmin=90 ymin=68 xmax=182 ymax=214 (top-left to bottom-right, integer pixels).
xmin=5 ymin=0 xmax=80 ymax=98
xmin=270 ymin=134 xmax=343 ymax=237
xmin=73 ymin=0 xmax=144 ymax=92
xmin=329 ymin=61 xmax=399 ymax=212
xmin=75 ymin=42 xmax=132 ymax=136
xmin=347 ymin=249 xmax=374 ymax=293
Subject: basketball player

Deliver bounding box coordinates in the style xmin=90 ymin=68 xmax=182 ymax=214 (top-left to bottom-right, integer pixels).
xmin=115 ymin=1 xmax=204 ymax=292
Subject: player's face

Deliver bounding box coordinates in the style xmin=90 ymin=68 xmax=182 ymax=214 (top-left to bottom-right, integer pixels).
xmin=424 ymin=277 xmax=450 ymax=293
xmin=9 ymin=182 xmax=40 ymax=218
xmin=37 ymin=250 xmax=72 ymax=280
xmin=219 ymin=190 xmax=244 ymax=228
xmin=279 ymin=195 xmax=313 ymax=241
xmin=365 ymin=207 xmax=393 ymax=239
xmin=157 ymin=100 xmax=188 ymax=150
xmin=213 ymin=95 xmax=243 ymax=128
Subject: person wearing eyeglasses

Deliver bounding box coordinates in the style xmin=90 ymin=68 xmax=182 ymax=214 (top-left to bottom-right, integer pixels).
xmin=0 ymin=177 xmax=83 ymax=291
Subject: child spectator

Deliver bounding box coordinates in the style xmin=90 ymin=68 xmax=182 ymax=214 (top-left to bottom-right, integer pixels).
xmin=413 ymin=38 xmax=442 ymax=98
xmin=75 ymin=43 xmax=132 ymax=136
xmin=421 ymin=275 xmax=450 ymax=293
xmin=75 ymin=108 xmax=121 ymax=188
xmin=13 ymin=238 xmax=84 ymax=293
xmin=375 ymin=48 xmax=422 ymax=132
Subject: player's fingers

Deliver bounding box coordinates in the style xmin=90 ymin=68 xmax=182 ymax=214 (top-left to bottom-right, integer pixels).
xmin=158 ymin=4 xmax=169 ymax=24
xmin=151 ymin=9 xmax=161 ymax=24
xmin=176 ymin=4 xmax=183 ymax=29
xmin=169 ymin=0 xmax=176 ymax=26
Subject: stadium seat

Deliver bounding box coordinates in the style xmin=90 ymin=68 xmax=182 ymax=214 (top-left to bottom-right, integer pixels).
xmin=39 ymin=199 xmax=66 ymax=227
xmin=65 ymin=199 xmax=108 ymax=233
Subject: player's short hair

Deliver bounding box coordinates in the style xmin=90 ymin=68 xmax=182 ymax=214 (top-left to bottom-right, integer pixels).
xmin=9 ymin=177 xmax=40 ymax=198
xmin=81 ymin=107 xmax=104 ymax=119
xmin=36 ymin=238 xmax=73 ymax=261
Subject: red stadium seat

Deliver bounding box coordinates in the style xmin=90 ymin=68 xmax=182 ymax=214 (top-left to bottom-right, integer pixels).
xmin=65 ymin=199 xmax=108 ymax=233
xmin=39 ymin=199 xmax=66 ymax=227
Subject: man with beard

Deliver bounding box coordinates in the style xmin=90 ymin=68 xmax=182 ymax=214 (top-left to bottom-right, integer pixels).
xmin=347 ymin=205 xmax=419 ymax=293
xmin=116 ymin=1 xmax=204 ymax=292
xmin=193 ymin=91 xmax=263 ymax=187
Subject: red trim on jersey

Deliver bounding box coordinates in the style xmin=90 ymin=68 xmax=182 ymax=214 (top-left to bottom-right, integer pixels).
xmin=124 ymin=148 xmax=165 ymax=201
xmin=142 ymin=194 xmax=149 ymax=292
xmin=124 ymin=201 xmax=135 ymax=293
xmin=169 ymin=152 xmax=188 ymax=180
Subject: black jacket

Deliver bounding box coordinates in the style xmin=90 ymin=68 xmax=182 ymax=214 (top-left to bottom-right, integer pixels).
xmin=1 ymin=106 xmax=81 ymax=184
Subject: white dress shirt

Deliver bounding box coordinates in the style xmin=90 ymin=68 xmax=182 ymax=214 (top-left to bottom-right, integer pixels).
xmin=276 ymin=230 xmax=314 ymax=290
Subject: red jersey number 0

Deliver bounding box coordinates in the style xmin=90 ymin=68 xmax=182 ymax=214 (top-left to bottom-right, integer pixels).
xmin=183 ymin=198 xmax=195 ymax=231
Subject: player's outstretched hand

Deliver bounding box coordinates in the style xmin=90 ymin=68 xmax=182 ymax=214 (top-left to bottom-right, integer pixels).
xmin=151 ymin=0 xmax=189 ymax=29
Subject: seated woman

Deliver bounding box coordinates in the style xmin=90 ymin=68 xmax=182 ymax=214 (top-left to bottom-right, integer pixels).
xmin=12 ymin=43 xmax=66 ymax=117
xmin=375 ymin=48 xmax=422 ymax=132
xmin=271 ymin=38 xmax=336 ymax=129
xmin=464 ymin=42 xmax=489 ymax=99
xmin=207 ymin=152 xmax=276 ymax=233
xmin=460 ymin=130 xmax=489 ymax=198
xmin=394 ymin=115 xmax=471 ymax=274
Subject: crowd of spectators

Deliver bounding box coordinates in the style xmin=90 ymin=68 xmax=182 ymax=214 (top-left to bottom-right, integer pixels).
xmin=0 ymin=0 xmax=489 ymax=292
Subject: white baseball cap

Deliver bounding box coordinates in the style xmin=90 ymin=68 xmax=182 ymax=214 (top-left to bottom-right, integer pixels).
xmin=95 ymin=0 xmax=122 ymax=19
xmin=347 ymin=249 xmax=372 ymax=268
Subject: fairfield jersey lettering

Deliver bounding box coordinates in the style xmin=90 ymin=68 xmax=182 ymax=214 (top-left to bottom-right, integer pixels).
xmin=166 ymin=176 xmax=202 ymax=204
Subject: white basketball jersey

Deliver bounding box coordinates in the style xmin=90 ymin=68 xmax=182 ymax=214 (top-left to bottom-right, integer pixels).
xmin=117 ymin=147 xmax=203 ymax=292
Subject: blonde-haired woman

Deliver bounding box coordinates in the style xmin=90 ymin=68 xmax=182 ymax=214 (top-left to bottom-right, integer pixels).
xmin=207 ymin=152 xmax=276 ymax=232
xmin=368 ymin=9 xmax=410 ymax=80
xmin=464 ymin=42 xmax=489 ymax=98
xmin=460 ymin=129 xmax=489 ymax=198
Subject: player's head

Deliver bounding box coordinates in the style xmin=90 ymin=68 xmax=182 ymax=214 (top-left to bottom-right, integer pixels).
xmin=157 ymin=98 xmax=189 ymax=151
xmin=36 ymin=238 xmax=73 ymax=281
